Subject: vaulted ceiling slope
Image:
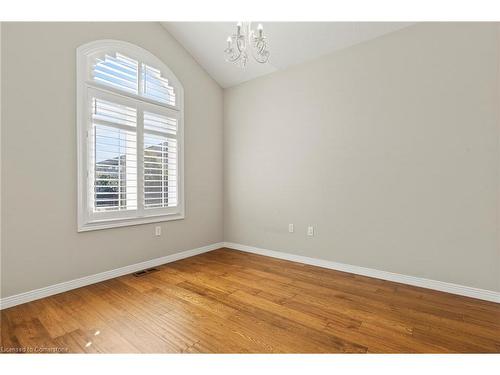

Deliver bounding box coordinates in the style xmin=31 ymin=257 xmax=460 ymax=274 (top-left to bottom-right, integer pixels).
xmin=161 ymin=22 xmax=413 ymax=88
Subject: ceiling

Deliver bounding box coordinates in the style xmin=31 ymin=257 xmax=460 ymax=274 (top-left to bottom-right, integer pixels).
xmin=162 ymin=22 xmax=413 ymax=88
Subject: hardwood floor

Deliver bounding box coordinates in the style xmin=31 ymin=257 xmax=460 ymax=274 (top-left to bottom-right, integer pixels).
xmin=1 ymin=248 xmax=499 ymax=353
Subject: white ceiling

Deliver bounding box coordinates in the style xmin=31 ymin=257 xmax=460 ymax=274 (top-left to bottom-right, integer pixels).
xmin=162 ymin=22 xmax=413 ymax=88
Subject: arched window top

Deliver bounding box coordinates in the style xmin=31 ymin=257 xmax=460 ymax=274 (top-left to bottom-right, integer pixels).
xmin=76 ymin=40 xmax=185 ymax=231
xmin=77 ymin=40 xmax=183 ymax=110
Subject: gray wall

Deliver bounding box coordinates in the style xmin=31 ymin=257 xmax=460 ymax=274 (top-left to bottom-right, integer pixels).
xmin=224 ymin=23 xmax=500 ymax=291
xmin=1 ymin=23 xmax=224 ymax=297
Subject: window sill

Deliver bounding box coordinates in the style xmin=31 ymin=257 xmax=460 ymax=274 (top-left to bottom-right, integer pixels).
xmin=78 ymin=212 xmax=185 ymax=232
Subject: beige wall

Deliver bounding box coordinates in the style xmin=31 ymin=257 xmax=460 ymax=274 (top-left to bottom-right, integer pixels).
xmin=224 ymin=23 xmax=500 ymax=291
xmin=1 ymin=23 xmax=224 ymax=297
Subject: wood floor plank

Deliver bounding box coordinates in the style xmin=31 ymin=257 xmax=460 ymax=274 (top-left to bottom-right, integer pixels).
xmin=1 ymin=248 xmax=499 ymax=353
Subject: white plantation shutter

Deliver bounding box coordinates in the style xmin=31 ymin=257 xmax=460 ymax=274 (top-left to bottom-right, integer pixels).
xmin=142 ymin=64 xmax=176 ymax=106
xmin=93 ymin=97 xmax=137 ymax=127
xmin=78 ymin=40 xmax=184 ymax=231
xmin=143 ymin=112 xmax=178 ymax=209
xmin=91 ymin=97 xmax=137 ymax=212
xmin=93 ymin=53 xmax=139 ymax=95
xmin=92 ymin=52 xmax=176 ymax=106
xmin=143 ymin=111 xmax=177 ymax=134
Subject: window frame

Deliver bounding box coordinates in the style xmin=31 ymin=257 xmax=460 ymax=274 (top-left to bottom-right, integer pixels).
xmin=77 ymin=40 xmax=185 ymax=232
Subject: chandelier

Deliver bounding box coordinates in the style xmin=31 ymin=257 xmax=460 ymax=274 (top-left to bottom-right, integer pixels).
xmin=225 ymin=22 xmax=270 ymax=67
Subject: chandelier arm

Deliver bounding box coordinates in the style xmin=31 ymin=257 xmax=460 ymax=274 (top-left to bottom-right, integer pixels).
xmin=226 ymin=49 xmax=242 ymax=63
xmin=236 ymin=35 xmax=245 ymax=54
xmin=224 ymin=34 xmax=243 ymax=63
xmin=250 ymin=37 xmax=270 ymax=64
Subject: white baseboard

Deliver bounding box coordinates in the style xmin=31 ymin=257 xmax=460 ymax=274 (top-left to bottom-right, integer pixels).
xmin=223 ymin=242 xmax=500 ymax=304
xmin=0 ymin=242 xmax=224 ymax=310
xmin=2 ymin=241 xmax=498 ymax=309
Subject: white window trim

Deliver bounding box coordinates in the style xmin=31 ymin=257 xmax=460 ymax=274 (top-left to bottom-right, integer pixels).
xmin=77 ymin=40 xmax=185 ymax=232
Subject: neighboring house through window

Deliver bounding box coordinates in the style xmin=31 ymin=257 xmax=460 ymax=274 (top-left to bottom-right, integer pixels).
xmin=77 ymin=40 xmax=184 ymax=231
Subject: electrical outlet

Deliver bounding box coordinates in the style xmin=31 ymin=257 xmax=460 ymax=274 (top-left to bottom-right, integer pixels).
xmin=155 ymin=226 xmax=162 ymax=237
xmin=307 ymin=226 xmax=314 ymax=236
xmin=288 ymin=224 xmax=294 ymax=233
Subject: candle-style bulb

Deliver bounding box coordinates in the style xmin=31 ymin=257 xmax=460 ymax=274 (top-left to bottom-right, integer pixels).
xmin=257 ymin=23 xmax=263 ymax=37
xmin=226 ymin=36 xmax=232 ymax=47
xmin=237 ymin=21 xmax=242 ymax=35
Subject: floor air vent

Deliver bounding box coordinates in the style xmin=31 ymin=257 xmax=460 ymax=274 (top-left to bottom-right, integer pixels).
xmin=133 ymin=267 xmax=159 ymax=277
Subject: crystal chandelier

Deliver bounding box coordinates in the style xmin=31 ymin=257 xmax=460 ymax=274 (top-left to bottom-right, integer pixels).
xmin=225 ymin=22 xmax=270 ymax=67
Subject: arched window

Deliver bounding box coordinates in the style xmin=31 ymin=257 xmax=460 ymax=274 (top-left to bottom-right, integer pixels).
xmin=77 ymin=40 xmax=184 ymax=231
